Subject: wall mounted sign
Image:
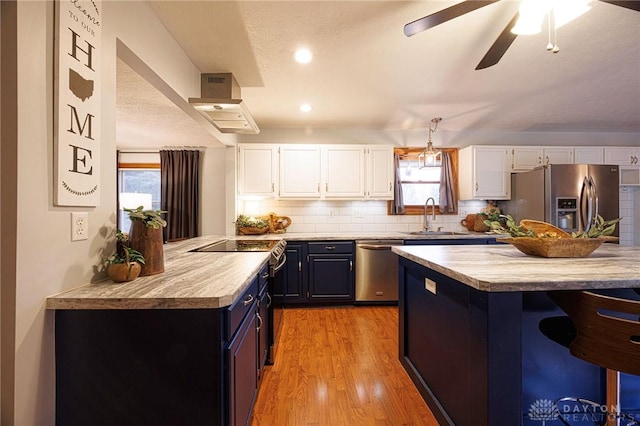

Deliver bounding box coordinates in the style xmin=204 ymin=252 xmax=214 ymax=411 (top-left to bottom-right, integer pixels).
xmin=54 ymin=0 xmax=102 ymax=206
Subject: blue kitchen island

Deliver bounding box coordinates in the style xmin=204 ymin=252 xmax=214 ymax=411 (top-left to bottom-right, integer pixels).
xmin=392 ymin=243 xmax=640 ymax=426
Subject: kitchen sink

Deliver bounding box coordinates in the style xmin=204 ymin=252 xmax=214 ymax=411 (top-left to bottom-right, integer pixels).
xmin=405 ymin=231 xmax=469 ymax=236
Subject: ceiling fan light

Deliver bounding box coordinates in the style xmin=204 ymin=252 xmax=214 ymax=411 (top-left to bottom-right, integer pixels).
xmin=512 ymin=0 xmax=550 ymax=35
xmin=511 ymin=18 xmax=542 ymax=35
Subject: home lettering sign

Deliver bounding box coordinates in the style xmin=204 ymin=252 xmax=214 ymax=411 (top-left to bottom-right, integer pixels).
xmin=54 ymin=0 xmax=102 ymax=207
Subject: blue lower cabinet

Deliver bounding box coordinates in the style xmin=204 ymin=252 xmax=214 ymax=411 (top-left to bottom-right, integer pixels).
xmin=308 ymin=254 xmax=354 ymax=302
xmin=55 ymin=273 xmax=263 ymax=426
xmin=226 ymin=300 xmax=258 ymax=426
xmin=307 ymin=241 xmax=354 ymax=303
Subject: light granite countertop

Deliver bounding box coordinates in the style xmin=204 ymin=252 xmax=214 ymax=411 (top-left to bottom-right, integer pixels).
xmin=45 ymin=232 xmax=494 ymax=311
xmin=392 ymin=243 xmax=640 ymax=292
xmin=46 ymin=235 xmax=270 ymax=310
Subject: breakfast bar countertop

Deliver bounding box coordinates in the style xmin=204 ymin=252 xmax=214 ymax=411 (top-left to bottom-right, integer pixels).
xmin=46 ymin=235 xmax=271 ymax=310
xmin=392 ymin=243 xmax=640 ymax=292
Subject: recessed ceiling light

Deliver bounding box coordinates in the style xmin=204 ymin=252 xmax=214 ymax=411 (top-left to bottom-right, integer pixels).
xmin=299 ymin=103 xmax=312 ymax=112
xmin=293 ymin=48 xmax=313 ymax=64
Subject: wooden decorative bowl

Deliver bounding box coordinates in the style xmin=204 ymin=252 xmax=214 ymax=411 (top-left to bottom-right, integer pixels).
xmin=237 ymin=226 xmax=270 ymax=235
xmin=499 ymin=237 xmax=603 ymax=258
xmin=519 ymin=219 xmax=571 ymax=238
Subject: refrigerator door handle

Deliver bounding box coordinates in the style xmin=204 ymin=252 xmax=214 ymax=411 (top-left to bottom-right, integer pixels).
xmin=584 ymin=177 xmax=595 ymax=233
xmin=580 ymin=176 xmax=589 ymax=232
xmin=589 ymin=176 xmax=599 ymax=225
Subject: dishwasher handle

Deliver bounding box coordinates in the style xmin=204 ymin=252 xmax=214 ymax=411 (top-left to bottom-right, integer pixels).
xmin=356 ymin=241 xmax=403 ymax=250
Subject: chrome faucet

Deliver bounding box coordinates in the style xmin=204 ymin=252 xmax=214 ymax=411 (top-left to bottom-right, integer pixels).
xmin=424 ymin=197 xmax=436 ymax=231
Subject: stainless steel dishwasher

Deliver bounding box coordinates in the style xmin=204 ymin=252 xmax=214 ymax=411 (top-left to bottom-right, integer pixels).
xmin=355 ymin=240 xmax=403 ymax=303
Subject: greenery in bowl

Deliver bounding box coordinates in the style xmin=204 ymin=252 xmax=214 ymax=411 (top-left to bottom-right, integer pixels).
xmin=235 ymin=214 xmax=270 ymax=229
xmin=485 ymin=214 xmax=621 ymax=239
xmin=571 ymin=215 xmax=621 ymax=239
xmin=124 ymin=206 xmax=167 ymax=229
xmin=105 ymin=230 xmax=146 ymax=265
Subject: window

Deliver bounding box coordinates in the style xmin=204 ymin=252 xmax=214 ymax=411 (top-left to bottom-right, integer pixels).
xmin=390 ymin=148 xmax=458 ymax=215
xmin=117 ymin=153 xmax=161 ymax=232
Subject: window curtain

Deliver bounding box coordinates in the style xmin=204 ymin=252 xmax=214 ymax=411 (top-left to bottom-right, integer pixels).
xmin=390 ymin=153 xmax=406 ymax=215
xmin=160 ymin=150 xmax=200 ymax=242
xmin=439 ymin=151 xmax=456 ymax=213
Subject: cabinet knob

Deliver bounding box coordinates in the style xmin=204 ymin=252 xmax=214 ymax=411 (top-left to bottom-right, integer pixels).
xmin=475 ymin=182 xmax=479 ymax=192
xmin=242 ymin=294 xmax=254 ymax=306
xmin=325 ymin=245 xmax=336 ymax=251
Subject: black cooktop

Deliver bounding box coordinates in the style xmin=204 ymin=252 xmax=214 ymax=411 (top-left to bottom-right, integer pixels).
xmin=191 ymin=239 xmax=281 ymax=253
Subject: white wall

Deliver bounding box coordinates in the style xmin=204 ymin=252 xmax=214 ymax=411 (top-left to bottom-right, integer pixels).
xmin=9 ymin=1 xmax=215 ymax=424
xmin=200 ymin=146 xmax=228 ymax=236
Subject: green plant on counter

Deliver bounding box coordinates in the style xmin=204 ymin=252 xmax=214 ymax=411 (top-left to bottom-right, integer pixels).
xmin=485 ymin=214 xmax=621 ymax=239
xmin=235 ymin=215 xmax=270 ymax=229
xmin=105 ymin=230 xmax=146 ymax=265
xmin=572 ymin=215 xmax=621 ymax=239
xmin=484 ymin=215 xmax=535 ymax=237
xmin=124 ymin=206 xmax=167 ymax=229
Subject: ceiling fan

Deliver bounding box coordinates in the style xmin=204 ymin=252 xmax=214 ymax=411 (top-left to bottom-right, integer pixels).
xmin=404 ymin=0 xmax=640 ymax=70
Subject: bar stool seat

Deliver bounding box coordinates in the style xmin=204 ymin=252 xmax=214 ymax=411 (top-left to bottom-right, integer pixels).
xmin=541 ymin=290 xmax=640 ymax=425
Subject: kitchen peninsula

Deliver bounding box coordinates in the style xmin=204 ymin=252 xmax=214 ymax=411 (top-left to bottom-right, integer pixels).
xmin=47 ymin=236 xmax=273 ymax=426
xmin=392 ymin=243 xmax=640 ymax=426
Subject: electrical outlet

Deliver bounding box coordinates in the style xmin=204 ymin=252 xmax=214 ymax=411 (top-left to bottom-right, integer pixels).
xmin=71 ymin=212 xmax=88 ymax=241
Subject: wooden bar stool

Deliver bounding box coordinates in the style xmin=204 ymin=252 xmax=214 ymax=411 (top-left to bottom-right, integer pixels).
xmin=544 ymin=290 xmax=640 ymax=426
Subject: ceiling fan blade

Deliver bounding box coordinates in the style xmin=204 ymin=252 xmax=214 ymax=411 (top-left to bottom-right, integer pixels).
xmin=597 ymin=0 xmax=640 ymax=12
xmin=475 ymin=12 xmax=519 ymax=70
xmin=404 ymin=0 xmax=501 ymax=37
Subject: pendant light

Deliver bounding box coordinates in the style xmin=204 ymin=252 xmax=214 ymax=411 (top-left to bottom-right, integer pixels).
xmin=418 ymin=117 xmax=442 ymax=168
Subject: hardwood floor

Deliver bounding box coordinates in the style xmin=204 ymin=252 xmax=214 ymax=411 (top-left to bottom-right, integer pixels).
xmin=251 ymin=306 xmax=439 ymax=425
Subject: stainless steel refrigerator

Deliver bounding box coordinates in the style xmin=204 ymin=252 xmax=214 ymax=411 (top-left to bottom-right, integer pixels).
xmin=500 ymin=164 xmax=619 ymax=236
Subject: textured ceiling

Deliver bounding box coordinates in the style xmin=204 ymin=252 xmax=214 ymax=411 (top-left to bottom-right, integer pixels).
xmin=117 ymin=1 xmax=640 ymax=148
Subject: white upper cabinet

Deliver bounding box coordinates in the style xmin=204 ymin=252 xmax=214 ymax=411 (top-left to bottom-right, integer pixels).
xmin=459 ymin=146 xmax=511 ymax=200
xmin=511 ymin=147 xmax=543 ymax=170
xmin=543 ymin=147 xmax=574 ymax=165
xmin=279 ymin=145 xmax=322 ymax=199
xmin=604 ymin=147 xmax=640 ymax=166
xmin=365 ymin=146 xmax=394 ymax=199
xmin=574 ymin=147 xmax=604 ymax=164
xmin=511 ymin=147 xmax=574 ymax=170
xmin=321 ymin=145 xmax=366 ymax=198
xmin=237 ymin=144 xmax=278 ymax=197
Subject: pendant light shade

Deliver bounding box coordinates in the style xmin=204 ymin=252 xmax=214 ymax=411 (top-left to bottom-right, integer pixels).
xmin=418 ymin=117 xmax=442 ymax=168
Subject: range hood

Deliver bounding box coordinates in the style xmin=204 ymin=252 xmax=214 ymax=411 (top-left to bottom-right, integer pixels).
xmin=189 ymin=73 xmax=260 ymax=134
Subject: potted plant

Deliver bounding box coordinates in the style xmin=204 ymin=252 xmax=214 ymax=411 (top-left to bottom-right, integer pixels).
xmin=124 ymin=206 xmax=167 ymax=276
xmin=105 ymin=230 xmax=146 ymax=282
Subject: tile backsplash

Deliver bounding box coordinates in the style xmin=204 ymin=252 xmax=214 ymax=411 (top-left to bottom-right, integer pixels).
xmin=239 ymin=187 xmax=638 ymax=246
